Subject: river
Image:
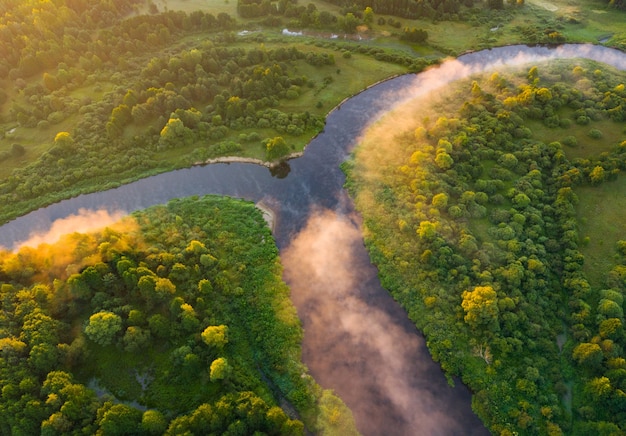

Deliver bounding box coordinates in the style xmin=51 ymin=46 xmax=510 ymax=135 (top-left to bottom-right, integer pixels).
xmin=2 ymin=44 xmax=626 ymax=435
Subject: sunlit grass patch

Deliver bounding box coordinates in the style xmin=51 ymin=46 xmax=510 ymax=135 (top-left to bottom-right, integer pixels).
xmin=527 ymin=115 xmax=626 ymax=161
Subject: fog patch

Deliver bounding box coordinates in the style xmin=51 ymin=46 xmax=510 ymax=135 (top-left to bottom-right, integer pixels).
xmin=14 ymin=208 xmax=127 ymax=250
xmin=282 ymin=208 xmax=486 ymax=435
xmin=377 ymin=44 xmax=626 ymax=121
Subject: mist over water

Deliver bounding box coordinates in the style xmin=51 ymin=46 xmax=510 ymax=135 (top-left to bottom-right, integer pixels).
xmin=394 ymin=44 xmax=626 ymax=111
xmin=3 ymin=44 xmax=626 ymax=435
xmin=282 ymin=209 xmax=486 ymax=435
xmin=3 ymin=208 xmax=127 ymax=251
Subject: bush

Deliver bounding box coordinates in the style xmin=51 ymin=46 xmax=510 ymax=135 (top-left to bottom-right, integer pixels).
xmin=559 ymin=118 xmax=572 ymax=128
xmin=562 ymin=135 xmax=578 ymax=147
xmin=588 ymin=128 xmax=602 ymax=139
xmin=11 ymin=143 xmax=25 ymax=157
xmin=576 ymin=115 xmax=590 ymax=125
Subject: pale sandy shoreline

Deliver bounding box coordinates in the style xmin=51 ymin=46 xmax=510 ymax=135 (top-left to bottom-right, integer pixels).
xmin=194 ymin=152 xmax=304 ymax=168
xmin=255 ymin=200 xmax=276 ymax=233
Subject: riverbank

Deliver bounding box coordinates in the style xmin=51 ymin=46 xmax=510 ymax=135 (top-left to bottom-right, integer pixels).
xmin=255 ymin=199 xmax=276 ymax=233
xmin=197 ymin=152 xmax=304 ymax=168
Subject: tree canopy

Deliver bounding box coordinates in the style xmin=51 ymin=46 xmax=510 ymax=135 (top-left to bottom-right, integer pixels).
xmin=346 ymin=59 xmax=626 ymax=434
xmin=0 ymin=195 xmax=357 ymax=434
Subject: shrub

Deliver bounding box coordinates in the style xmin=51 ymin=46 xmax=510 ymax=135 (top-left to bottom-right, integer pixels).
xmin=588 ymin=128 xmax=602 ymax=139
xmin=11 ymin=143 xmax=25 ymax=157
xmin=576 ymin=115 xmax=590 ymax=125
xmin=562 ymin=135 xmax=578 ymax=147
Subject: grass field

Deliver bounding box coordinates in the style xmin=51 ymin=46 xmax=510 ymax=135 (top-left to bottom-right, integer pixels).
xmin=576 ymin=175 xmax=626 ymax=287
xmin=527 ymin=113 xmax=626 ymax=161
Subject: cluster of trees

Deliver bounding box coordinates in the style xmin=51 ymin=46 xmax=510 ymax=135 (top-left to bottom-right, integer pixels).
xmin=236 ymin=1 xmax=372 ymax=33
xmin=400 ymin=27 xmax=429 ymax=43
xmin=237 ymin=0 xmax=305 ymax=19
xmin=0 ymin=195 xmax=357 ymax=434
xmin=346 ymin=60 xmax=626 ymax=434
xmin=321 ymin=0 xmax=511 ymax=21
xmin=4 ymin=1 xmax=414 ymax=224
xmin=0 ymin=0 xmax=147 ymax=81
xmin=130 ymin=43 xmax=326 ymax=152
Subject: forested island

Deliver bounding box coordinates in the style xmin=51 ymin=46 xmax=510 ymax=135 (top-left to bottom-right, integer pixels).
xmin=2 ymin=0 xmax=626 ymax=435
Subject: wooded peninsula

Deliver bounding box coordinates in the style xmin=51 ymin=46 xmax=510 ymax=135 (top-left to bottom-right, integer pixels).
xmin=1 ymin=0 xmax=626 ymax=435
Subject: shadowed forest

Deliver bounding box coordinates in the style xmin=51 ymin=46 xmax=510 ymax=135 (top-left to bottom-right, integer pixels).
xmin=1 ymin=0 xmax=626 ymax=434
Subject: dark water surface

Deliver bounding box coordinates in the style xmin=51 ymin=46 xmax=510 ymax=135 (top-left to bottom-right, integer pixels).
xmin=3 ymin=44 xmax=626 ymax=435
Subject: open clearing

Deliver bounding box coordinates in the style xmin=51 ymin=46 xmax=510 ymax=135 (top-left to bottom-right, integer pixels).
xmin=576 ymin=175 xmax=626 ymax=287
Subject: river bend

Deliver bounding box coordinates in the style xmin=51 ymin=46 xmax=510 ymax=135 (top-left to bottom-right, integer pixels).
xmin=2 ymin=44 xmax=626 ymax=435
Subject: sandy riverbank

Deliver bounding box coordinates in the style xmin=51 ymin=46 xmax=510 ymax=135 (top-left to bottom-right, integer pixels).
xmin=255 ymin=200 xmax=276 ymax=233
xmin=195 ymin=152 xmax=304 ymax=168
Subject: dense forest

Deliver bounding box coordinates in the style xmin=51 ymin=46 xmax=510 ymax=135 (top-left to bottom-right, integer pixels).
xmin=0 ymin=195 xmax=357 ymax=434
xmin=345 ymin=60 xmax=626 ymax=434
xmin=0 ymin=0 xmax=426 ymax=225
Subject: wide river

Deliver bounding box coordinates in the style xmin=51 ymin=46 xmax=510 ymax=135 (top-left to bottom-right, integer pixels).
xmin=2 ymin=44 xmax=626 ymax=435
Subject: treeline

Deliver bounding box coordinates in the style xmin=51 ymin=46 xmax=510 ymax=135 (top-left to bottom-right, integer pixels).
xmin=237 ymin=0 xmax=343 ymax=31
xmin=1 ymin=1 xmax=238 ymax=110
xmin=345 ymin=60 xmax=626 ymax=434
xmin=0 ymin=195 xmax=357 ymax=434
xmin=322 ymin=0 xmax=475 ymax=20
xmin=0 ymin=0 xmax=145 ymax=81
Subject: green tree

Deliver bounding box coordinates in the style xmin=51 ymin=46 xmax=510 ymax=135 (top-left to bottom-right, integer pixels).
xmin=98 ymin=403 xmax=142 ymax=435
xmin=461 ymin=285 xmax=499 ymax=331
xmin=573 ymin=342 xmax=603 ymax=367
xmin=363 ymin=7 xmax=374 ymax=24
xmin=122 ymin=326 xmax=151 ymax=352
xmin=590 ymin=165 xmax=605 ymax=185
xmin=43 ymin=72 xmax=60 ymax=91
xmin=598 ymin=299 xmax=624 ymax=319
xmin=432 ymin=193 xmax=449 ymax=210
xmin=210 ymin=357 xmax=231 ymax=382
xmin=141 ymin=410 xmax=168 ymax=435
xmin=265 ymin=136 xmax=289 ymax=160
xmin=435 ymin=151 xmax=453 ymax=170
xmin=159 ymin=117 xmax=192 ymax=149
xmin=341 ymin=13 xmax=359 ymax=33
xmin=201 ymin=325 xmax=229 ymax=348
xmin=513 ymin=193 xmax=531 ymax=208
xmin=84 ymin=311 xmax=122 ymax=346
xmin=54 ymin=131 xmax=73 ymax=150
xmin=11 ymin=143 xmax=25 ymax=157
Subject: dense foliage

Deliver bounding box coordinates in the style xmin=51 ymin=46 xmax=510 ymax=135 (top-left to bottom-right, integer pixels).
xmin=0 ymin=195 xmax=356 ymax=434
xmin=320 ymin=0 xmax=511 ymax=21
xmin=0 ymin=0 xmax=427 ymax=225
xmin=345 ymin=60 xmax=626 ymax=434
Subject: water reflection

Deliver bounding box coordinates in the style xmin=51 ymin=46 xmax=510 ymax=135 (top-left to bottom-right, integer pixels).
xmin=269 ymin=160 xmax=292 ymax=179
